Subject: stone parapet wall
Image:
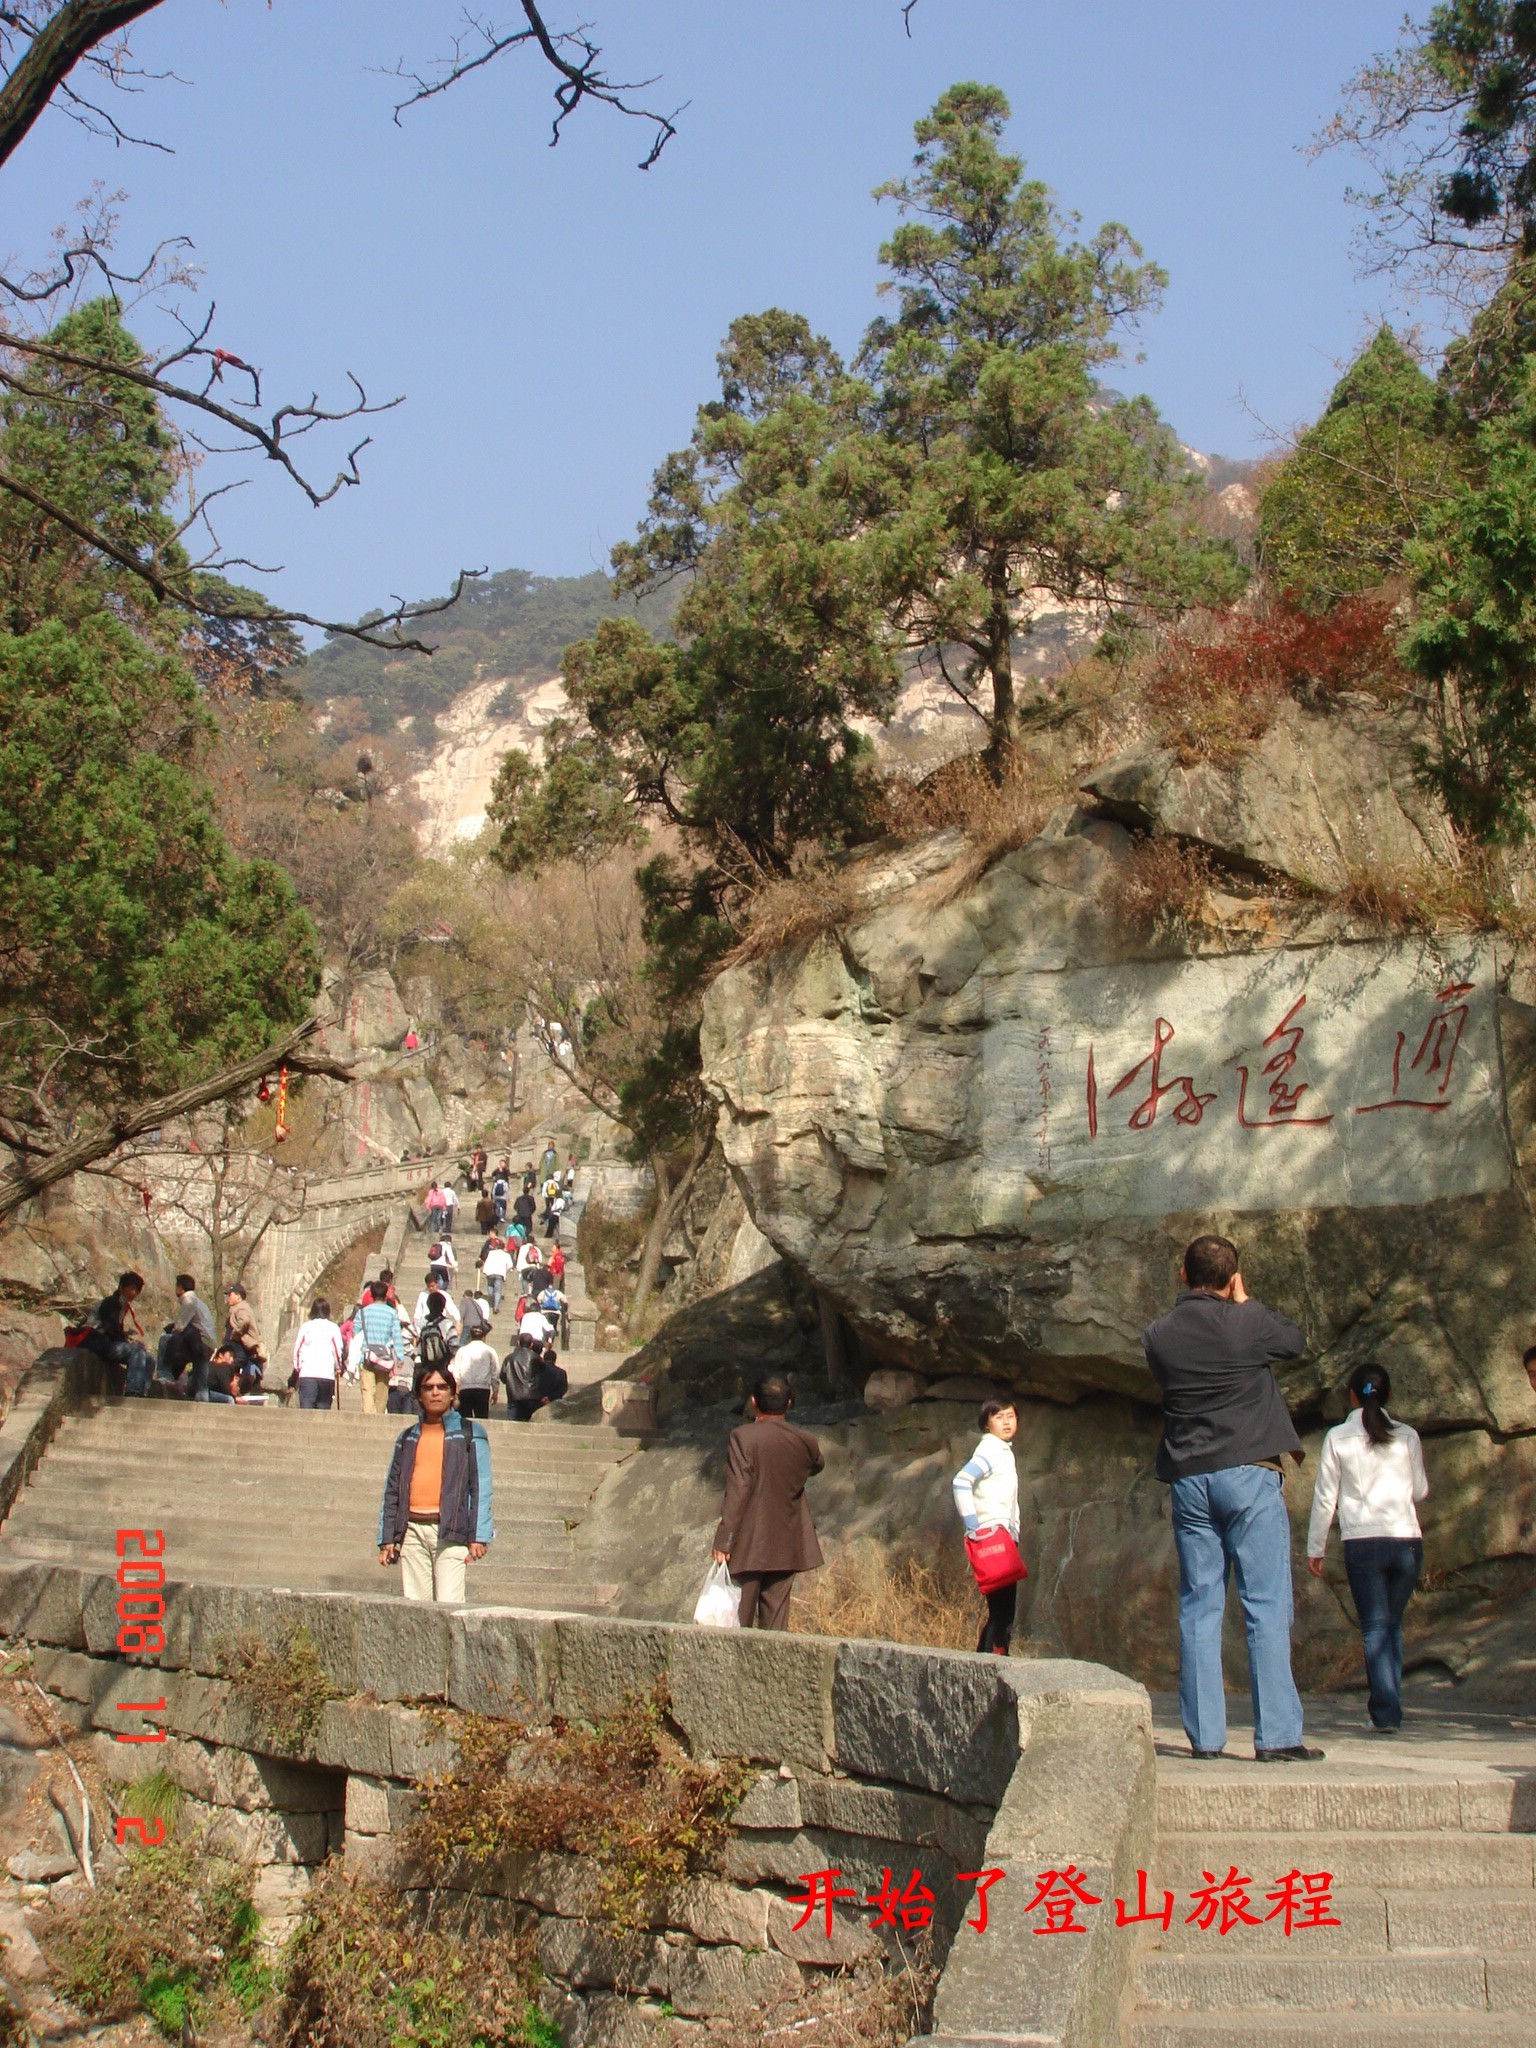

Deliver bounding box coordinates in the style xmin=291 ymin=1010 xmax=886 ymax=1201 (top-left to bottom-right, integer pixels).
xmin=0 ymin=1559 xmax=1152 ymax=2046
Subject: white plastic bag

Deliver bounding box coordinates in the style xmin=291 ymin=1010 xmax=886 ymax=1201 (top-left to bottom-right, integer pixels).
xmin=692 ymin=1559 xmax=741 ymax=1629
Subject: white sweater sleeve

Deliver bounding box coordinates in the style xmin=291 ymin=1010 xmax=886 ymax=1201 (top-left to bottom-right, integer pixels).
xmin=1306 ymin=1430 xmax=1342 ymax=1558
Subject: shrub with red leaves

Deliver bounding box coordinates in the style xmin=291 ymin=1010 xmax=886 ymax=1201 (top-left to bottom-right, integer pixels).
xmin=1145 ymin=594 xmax=1409 ymax=761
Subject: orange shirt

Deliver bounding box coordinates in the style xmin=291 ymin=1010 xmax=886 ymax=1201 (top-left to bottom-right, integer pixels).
xmin=408 ymin=1422 xmax=445 ymax=1518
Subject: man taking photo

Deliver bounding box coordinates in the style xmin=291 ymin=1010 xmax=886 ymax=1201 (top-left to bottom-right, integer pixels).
xmin=1142 ymin=1234 xmax=1322 ymax=1765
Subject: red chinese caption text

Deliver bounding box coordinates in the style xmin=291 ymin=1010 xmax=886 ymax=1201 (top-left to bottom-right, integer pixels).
xmin=112 ymin=1527 xmax=168 ymax=1849
xmin=788 ymin=1864 xmax=1340 ymax=1939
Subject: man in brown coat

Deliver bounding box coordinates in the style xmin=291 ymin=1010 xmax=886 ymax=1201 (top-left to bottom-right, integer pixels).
xmin=711 ymin=1375 xmax=824 ymax=1629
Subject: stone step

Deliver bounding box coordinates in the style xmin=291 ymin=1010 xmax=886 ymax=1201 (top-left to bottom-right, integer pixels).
xmin=1158 ymin=1775 xmax=1536 ymax=1836
xmin=1 ymin=1518 xmax=584 ymax=1557
xmin=1127 ymin=2013 xmax=1536 ymax=2047
xmin=1156 ymin=1834 xmax=1536 ymax=1890
xmin=1143 ymin=1889 xmax=1536 ymax=1959
xmin=34 ymin=1440 xmax=622 ymax=1477
xmin=1132 ymin=1952 xmax=1515 ymax=2012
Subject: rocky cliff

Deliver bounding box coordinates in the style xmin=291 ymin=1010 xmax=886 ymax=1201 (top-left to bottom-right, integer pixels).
xmin=699 ymin=705 xmax=1536 ymax=1700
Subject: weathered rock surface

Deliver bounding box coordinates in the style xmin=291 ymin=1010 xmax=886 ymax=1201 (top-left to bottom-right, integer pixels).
xmin=1084 ymin=697 xmax=1456 ymax=889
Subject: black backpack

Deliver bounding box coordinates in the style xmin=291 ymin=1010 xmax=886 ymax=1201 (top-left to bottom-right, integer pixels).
xmin=418 ymin=1320 xmax=451 ymax=1373
xmin=503 ymin=1341 xmax=539 ymax=1403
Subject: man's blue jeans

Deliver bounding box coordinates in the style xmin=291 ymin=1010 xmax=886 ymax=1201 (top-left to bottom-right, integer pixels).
xmin=1343 ymin=1536 xmax=1422 ymax=1729
xmin=485 ymin=1275 xmax=503 ymax=1312
xmin=1170 ymin=1464 xmax=1304 ymax=1753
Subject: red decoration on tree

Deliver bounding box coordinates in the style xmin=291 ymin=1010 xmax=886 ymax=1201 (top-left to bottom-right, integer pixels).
xmin=273 ymin=1064 xmax=290 ymax=1143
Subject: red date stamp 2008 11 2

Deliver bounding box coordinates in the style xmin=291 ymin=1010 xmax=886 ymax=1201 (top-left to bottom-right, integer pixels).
xmin=111 ymin=1526 xmax=169 ymax=1849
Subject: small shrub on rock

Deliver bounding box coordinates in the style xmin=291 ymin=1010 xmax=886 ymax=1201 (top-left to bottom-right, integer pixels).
xmin=1107 ymin=835 xmax=1215 ymax=937
xmin=222 ymin=1625 xmax=339 ymax=1755
xmin=405 ymin=1685 xmax=751 ymax=1928
xmin=280 ymin=1861 xmax=548 ymax=2048
xmin=790 ymin=1539 xmax=976 ymax=1652
xmin=45 ymin=1834 xmax=258 ymax=2036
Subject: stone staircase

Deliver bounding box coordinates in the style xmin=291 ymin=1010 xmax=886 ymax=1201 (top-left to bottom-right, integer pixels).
xmin=1124 ymin=1701 xmax=1536 ymax=2045
xmin=0 ymin=1398 xmax=636 ymax=1611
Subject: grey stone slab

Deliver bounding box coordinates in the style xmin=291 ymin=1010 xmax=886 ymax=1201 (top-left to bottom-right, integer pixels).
xmin=388 ymin=1705 xmax=459 ymax=1781
xmin=766 ymin=1893 xmax=877 ymax=1965
xmin=356 ymin=1598 xmax=450 ymax=1702
xmin=1138 ymin=1953 xmax=1493 ymax=2010
xmin=1127 ymin=2020 xmax=1536 ymax=2048
xmin=1488 ymin=1953 xmax=1536 ymax=2011
xmin=1387 ymin=1887 xmax=1536 ymax=1950
xmin=537 ymin=1914 xmax=669 ymax=1996
xmin=720 ymin=1825 xmax=961 ymax=1906
xmin=447 ymin=1608 xmax=555 ymax=1718
xmin=1156 ymin=1829 xmax=1536 ymax=1889
xmin=663 ymin=1879 xmax=770 ymax=1950
xmin=0 ymin=1562 xmax=84 ymax=1648
xmin=669 ymin=1629 xmax=835 ymax=1770
xmin=29 ymin=1646 xmax=109 ymax=1707
xmin=313 ymin=1699 xmax=395 ymax=1778
xmin=343 ymin=1774 xmax=420 ymax=1835
xmin=1142 ymin=1885 xmax=1388 ymax=1955
xmin=1157 ymin=1775 xmax=1464 ymax=1836
xmin=833 ymin=1641 xmax=1017 ymax=1803
xmin=665 ymin=1942 xmax=802 ymax=2018
xmin=551 ymin=1615 xmax=671 ymax=1722
xmin=733 ymin=1771 xmax=803 ymax=1831
xmin=189 ymin=1797 xmax=331 ymax=1867
xmin=798 ymin=1776 xmax=990 ymax=1865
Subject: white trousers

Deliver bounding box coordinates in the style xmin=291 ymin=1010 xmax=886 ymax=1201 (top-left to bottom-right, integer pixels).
xmin=400 ymin=1521 xmax=468 ymax=1603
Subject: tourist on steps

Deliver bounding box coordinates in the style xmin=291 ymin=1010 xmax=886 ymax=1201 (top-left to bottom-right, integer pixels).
xmin=82 ymin=1271 xmax=153 ymax=1396
xmin=221 ymin=1284 xmax=266 ymax=1389
xmin=377 ymin=1362 xmax=493 ymax=1602
xmin=479 ymin=1233 xmax=512 ymax=1313
xmin=453 ymin=1333 xmax=499 ymax=1418
xmin=158 ymin=1274 xmax=217 ymax=1398
xmin=953 ymin=1398 xmax=1022 ymax=1654
xmin=1307 ymin=1363 xmax=1428 ymax=1734
xmin=292 ymin=1297 xmax=345 ymax=1411
xmin=355 ymin=1279 xmax=404 ymax=1416
xmin=1142 ymin=1234 xmax=1322 ymax=1764
xmin=711 ymin=1374 xmax=824 ymax=1630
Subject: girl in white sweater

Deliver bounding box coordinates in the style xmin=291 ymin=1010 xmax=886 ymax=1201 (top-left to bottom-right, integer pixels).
xmin=953 ymin=1398 xmax=1021 ymax=1654
xmin=1307 ymin=1362 xmax=1428 ymax=1732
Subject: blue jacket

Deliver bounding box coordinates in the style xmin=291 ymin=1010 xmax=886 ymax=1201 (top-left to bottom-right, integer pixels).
xmin=377 ymin=1410 xmax=494 ymax=1549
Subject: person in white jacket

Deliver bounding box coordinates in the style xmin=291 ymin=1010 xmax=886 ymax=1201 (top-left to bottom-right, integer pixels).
xmin=952 ymin=1398 xmax=1021 ymax=1655
xmin=1307 ymin=1363 xmax=1428 ymax=1732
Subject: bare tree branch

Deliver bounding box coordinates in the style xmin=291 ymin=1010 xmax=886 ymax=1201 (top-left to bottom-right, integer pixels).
xmin=0 ymin=1015 xmax=355 ymax=1222
xmin=0 ymin=0 xmax=163 ymax=174
xmin=391 ymin=3 xmax=685 ymax=169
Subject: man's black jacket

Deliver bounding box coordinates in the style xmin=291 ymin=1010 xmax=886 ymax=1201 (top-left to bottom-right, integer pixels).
xmin=1141 ymin=1291 xmax=1305 ymax=1482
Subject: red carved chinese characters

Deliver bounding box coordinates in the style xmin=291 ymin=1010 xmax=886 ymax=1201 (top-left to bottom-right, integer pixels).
xmin=1356 ymin=981 xmax=1473 ymax=1114
xmin=1264 ymin=1869 xmax=1341 ymax=1935
xmin=788 ymin=1869 xmax=859 ymax=1938
xmin=956 ymin=1868 xmax=1006 ymax=1935
xmin=1088 ymin=1019 xmax=1216 ymax=1136
xmin=1235 ymin=995 xmax=1334 ymax=1130
xmin=1185 ymin=1866 xmax=1263 ymax=1935
xmin=866 ymin=1867 xmax=936 ymax=1933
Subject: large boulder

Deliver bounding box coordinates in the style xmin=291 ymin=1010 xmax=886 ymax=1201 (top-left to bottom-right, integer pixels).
xmin=1083 ymin=697 xmax=1454 ymax=889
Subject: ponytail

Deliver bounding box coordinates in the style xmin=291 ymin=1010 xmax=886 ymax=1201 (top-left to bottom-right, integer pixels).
xmin=1348 ymin=1362 xmax=1395 ymax=1447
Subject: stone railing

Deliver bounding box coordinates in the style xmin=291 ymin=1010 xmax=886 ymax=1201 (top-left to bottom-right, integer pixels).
xmin=0 ymin=1561 xmax=1152 ymax=2046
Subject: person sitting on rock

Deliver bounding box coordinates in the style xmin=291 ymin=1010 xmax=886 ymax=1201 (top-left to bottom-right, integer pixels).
xmin=157 ymin=1274 xmax=217 ymax=1399
xmin=711 ymin=1374 xmax=824 ymax=1631
xmin=1142 ymin=1234 xmax=1321 ymax=1765
xmin=81 ymin=1271 xmax=153 ymax=1396
xmin=377 ymin=1361 xmax=493 ymax=1601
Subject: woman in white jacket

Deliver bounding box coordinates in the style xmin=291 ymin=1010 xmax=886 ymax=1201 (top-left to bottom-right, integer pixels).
xmin=1307 ymin=1363 xmax=1428 ymax=1732
xmin=953 ymin=1398 xmax=1021 ymax=1655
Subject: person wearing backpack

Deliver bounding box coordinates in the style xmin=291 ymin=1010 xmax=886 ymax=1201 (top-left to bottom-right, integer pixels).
xmin=396 ymin=1292 xmax=453 ymax=1416
xmin=377 ymin=1361 xmax=494 ymax=1602
xmin=502 ymin=1338 xmax=542 ymax=1420
xmin=459 ymin=1286 xmax=493 ymax=1345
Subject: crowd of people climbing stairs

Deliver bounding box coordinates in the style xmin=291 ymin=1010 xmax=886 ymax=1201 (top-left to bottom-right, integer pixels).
xmin=74 ymin=1140 xmax=580 ymax=1426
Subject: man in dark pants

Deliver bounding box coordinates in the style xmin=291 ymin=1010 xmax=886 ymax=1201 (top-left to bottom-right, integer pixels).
xmin=1143 ymin=1234 xmax=1322 ymax=1765
xmin=711 ymin=1375 xmax=824 ymax=1629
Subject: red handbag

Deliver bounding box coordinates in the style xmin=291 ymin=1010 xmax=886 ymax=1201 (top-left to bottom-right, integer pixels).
xmin=965 ymin=1526 xmax=1028 ymax=1593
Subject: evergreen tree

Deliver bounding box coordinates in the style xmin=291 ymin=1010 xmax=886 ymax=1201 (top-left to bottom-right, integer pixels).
xmin=858 ymin=83 xmax=1244 ymax=762
xmin=1259 ymin=328 xmax=1463 ymax=608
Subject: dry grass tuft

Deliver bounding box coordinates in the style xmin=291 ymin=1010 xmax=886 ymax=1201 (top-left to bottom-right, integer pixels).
xmin=1335 ymin=850 xmax=1536 ymax=938
xmin=1105 ymin=835 xmax=1215 ymax=938
xmin=727 ymin=860 xmax=870 ymax=965
xmin=878 ymin=749 xmax=1076 ymax=904
xmin=791 ymin=1538 xmax=979 ymax=1652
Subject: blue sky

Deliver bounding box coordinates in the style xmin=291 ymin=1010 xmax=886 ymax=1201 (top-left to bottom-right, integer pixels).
xmin=2 ymin=1 xmax=1419 ymax=628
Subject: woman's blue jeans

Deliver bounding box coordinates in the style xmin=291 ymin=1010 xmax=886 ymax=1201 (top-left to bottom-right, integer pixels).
xmin=1343 ymin=1536 xmax=1422 ymax=1729
xmin=1170 ymin=1464 xmax=1304 ymax=1754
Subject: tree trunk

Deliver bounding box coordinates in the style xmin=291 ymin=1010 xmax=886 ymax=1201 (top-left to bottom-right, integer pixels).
xmin=983 ymin=566 xmax=1018 ymax=773
xmin=627 ymin=1125 xmax=714 ymax=1334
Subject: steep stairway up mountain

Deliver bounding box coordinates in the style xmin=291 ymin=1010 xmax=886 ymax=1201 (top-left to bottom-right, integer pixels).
xmin=0 ymin=1399 xmax=637 ymax=1610
xmin=1125 ymin=1702 xmax=1536 ymax=2046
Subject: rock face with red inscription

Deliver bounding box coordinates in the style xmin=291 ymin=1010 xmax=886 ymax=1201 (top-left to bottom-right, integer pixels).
xmin=700 ymin=795 xmax=1536 ymax=1697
